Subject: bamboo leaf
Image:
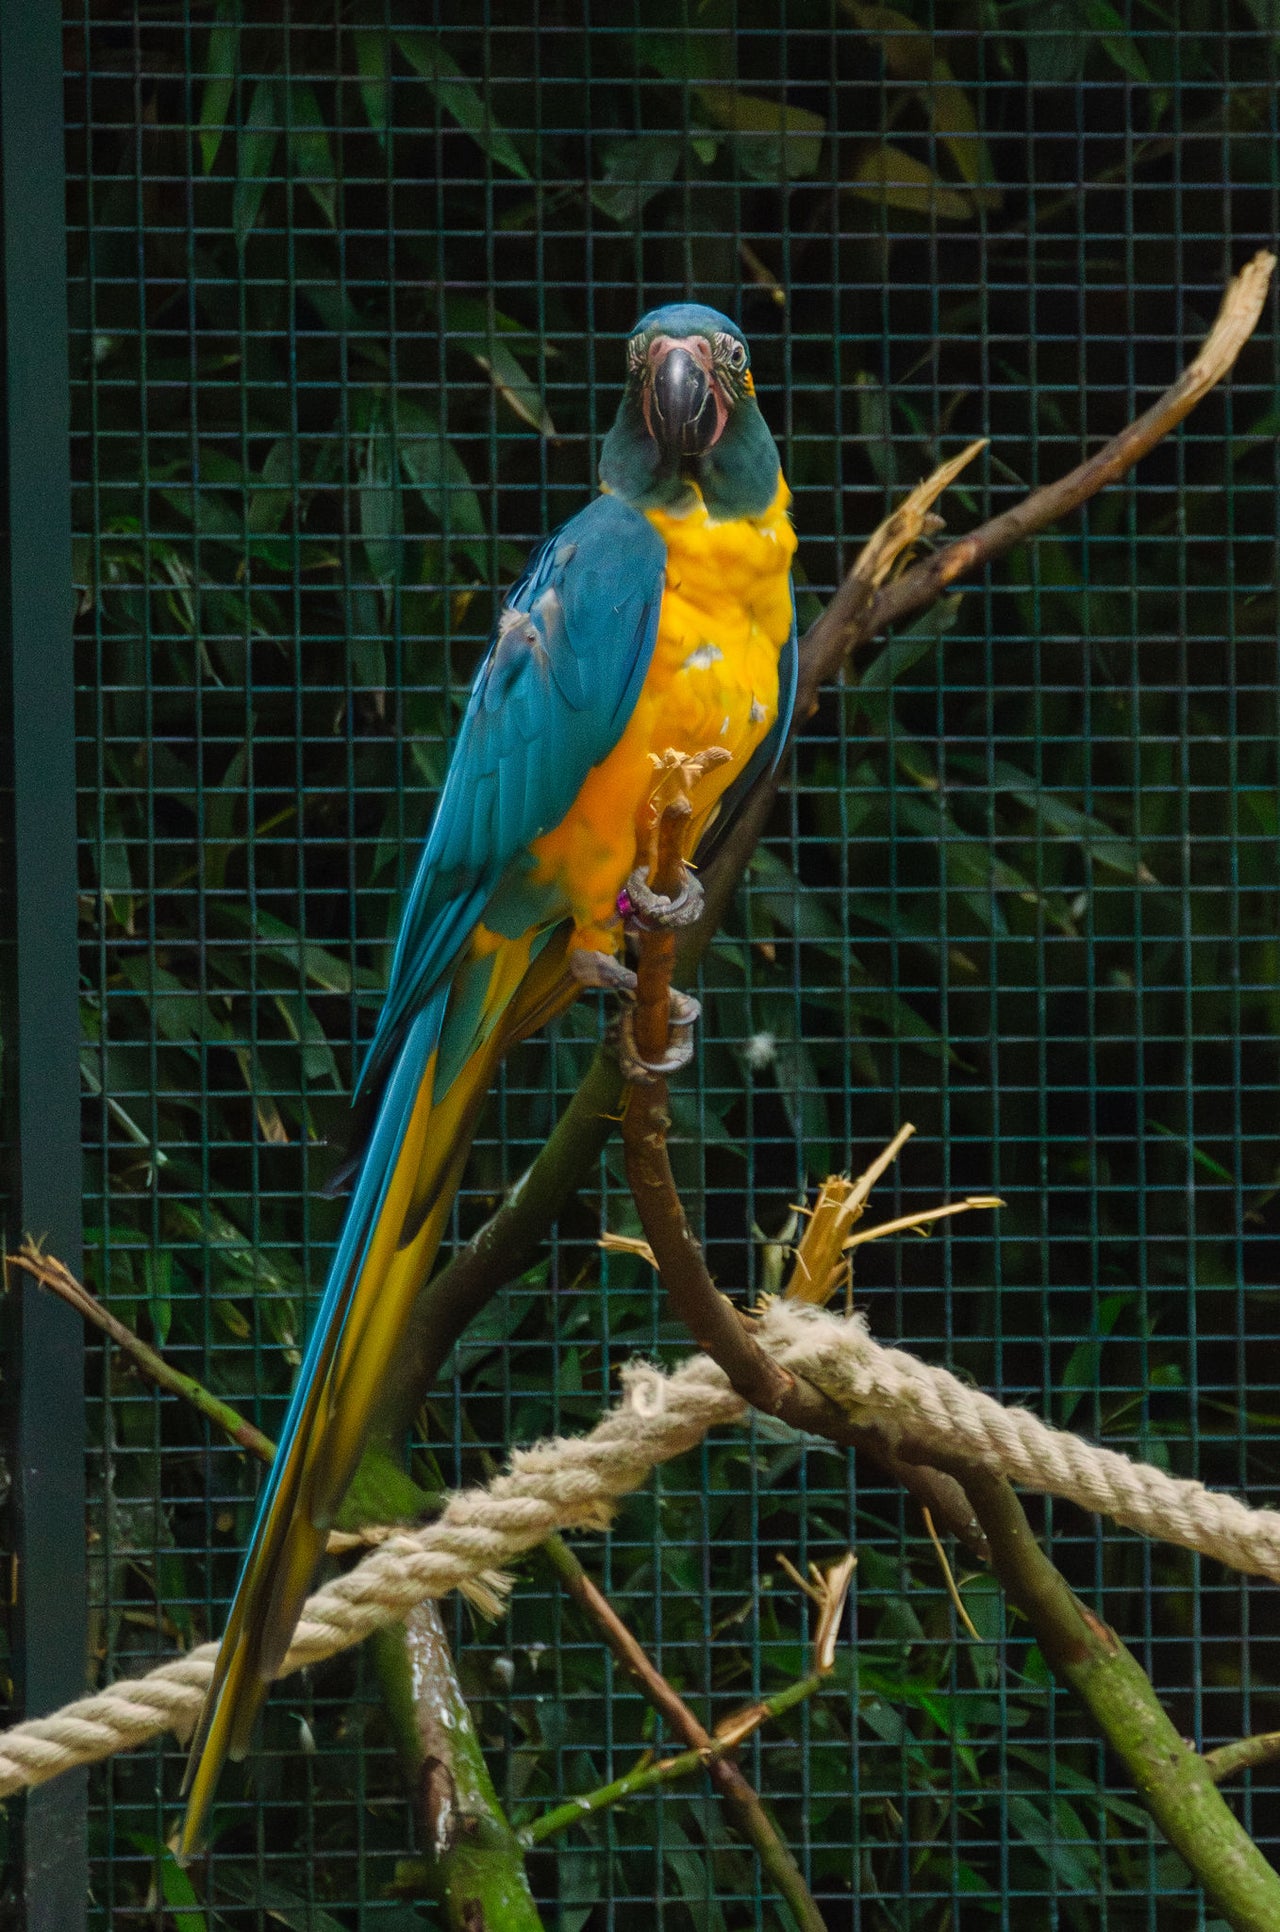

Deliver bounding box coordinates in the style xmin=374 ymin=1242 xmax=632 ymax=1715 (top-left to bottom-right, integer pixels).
xmin=845 ymin=146 xmax=975 ymax=220
xmin=441 ymin=295 xmax=555 ymax=435
xmin=359 ymin=403 xmax=402 ymax=588
xmin=693 ymin=87 xmax=825 ymax=181
xmin=842 ymin=4 xmax=1001 ymax=204
xmin=592 ymin=133 xmax=683 ymax=222
xmin=1087 ymin=0 xmax=1154 ymax=84
xmin=1022 ymin=0 xmax=1089 ymax=84
xmin=142 ymin=1252 xmax=174 ymax=1349
xmin=286 ymin=81 xmax=336 ymax=226
xmin=475 ymin=339 xmax=555 ymax=435
xmin=394 ymin=31 xmax=530 ymax=179
xmin=199 ymin=0 xmax=238 ymax=175
xmin=853 ymin=596 xmax=964 ymax=723
xmin=970 ymin=755 xmax=1157 ymax=884
xmin=354 ymin=30 xmax=391 ymax=141
xmin=233 ymin=78 xmax=279 ymax=251
xmin=394 ymin=397 xmax=488 ymax=560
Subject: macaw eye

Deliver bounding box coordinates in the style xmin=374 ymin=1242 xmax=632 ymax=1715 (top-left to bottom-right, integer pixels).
xmin=715 ymin=332 xmax=748 ymax=373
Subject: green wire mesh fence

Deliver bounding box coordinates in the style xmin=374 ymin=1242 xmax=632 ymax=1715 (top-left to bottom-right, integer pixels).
xmin=2 ymin=0 xmax=1279 ymax=1925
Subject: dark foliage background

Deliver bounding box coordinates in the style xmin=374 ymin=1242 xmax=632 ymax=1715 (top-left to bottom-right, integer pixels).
xmin=7 ymin=0 xmax=1279 ymax=1924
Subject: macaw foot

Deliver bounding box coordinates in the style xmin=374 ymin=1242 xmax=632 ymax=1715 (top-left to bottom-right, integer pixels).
xmin=568 ymin=947 xmax=637 ymax=997
xmin=619 ymin=866 xmax=705 ymax=932
xmin=613 ymin=988 xmax=702 ymax=1084
xmin=569 ymin=948 xmax=701 ymax=1083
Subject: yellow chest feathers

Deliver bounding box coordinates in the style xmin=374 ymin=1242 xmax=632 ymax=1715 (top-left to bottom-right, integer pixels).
xmin=643 ymin=476 xmax=797 ymax=758
xmin=529 ymin=478 xmax=796 ymax=945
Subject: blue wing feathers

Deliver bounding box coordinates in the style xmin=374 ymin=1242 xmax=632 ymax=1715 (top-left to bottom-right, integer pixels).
xmin=357 ymin=495 xmax=665 ymax=1098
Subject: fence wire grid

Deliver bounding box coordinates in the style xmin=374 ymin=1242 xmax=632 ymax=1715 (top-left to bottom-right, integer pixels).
xmin=2 ymin=1 xmax=1278 ymax=1927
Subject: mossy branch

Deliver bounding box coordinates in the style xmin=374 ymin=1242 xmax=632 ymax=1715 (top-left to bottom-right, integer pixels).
xmin=957 ymin=1467 xmax=1280 ymax=1932
xmin=374 ymin=1605 xmax=544 ymax=1932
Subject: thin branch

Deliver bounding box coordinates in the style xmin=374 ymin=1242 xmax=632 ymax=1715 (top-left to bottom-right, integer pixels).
xmin=920 ymin=1507 xmax=981 ymax=1643
xmin=6 ymin=1243 xmax=275 ymax=1463
xmin=386 ymin=254 xmax=1274 ymax=1426
xmin=1204 ymin=1731 xmax=1280 ymax=1786
xmin=697 ymin=256 xmax=1276 ymax=946
xmin=542 ymin=1531 xmax=828 ymax=1932
xmin=863 ymin=251 xmax=1276 ymax=646
xmin=619 ymin=803 xmax=986 ymax=1556
xmin=521 ymin=1667 xmax=827 ymax=1847
xmin=956 ymin=1466 xmax=1280 ymax=1932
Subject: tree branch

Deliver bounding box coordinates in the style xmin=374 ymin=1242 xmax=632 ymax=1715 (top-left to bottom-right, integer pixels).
xmin=541 ymin=1532 xmax=828 ymax=1932
xmin=620 ymin=799 xmax=986 ymax=1555
xmin=373 ymin=1604 xmax=544 ymax=1931
xmin=957 ymin=1466 xmax=1280 ymax=1932
xmin=521 ymin=1665 xmax=828 ymax=1847
xmin=1203 ymin=1731 xmax=1280 ymax=1787
xmin=6 ymin=1243 xmax=274 ymax=1463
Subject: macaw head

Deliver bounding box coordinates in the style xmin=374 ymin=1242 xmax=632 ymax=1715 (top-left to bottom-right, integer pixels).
xmin=600 ymin=302 xmax=782 ymax=518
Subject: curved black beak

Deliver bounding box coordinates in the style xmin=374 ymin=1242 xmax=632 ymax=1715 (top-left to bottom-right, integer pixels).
xmin=650 ymin=345 xmax=719 ymax=458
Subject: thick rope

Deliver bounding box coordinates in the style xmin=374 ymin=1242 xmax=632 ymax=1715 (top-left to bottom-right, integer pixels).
xmin=2 ymin=1301 xmax=1279 ymax=1800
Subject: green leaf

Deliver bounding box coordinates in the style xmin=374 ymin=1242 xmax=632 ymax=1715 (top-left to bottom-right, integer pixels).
xmin=94 ymin=796 xmax=135 ymax=931
xmin=116 ymin=958 xmax=231 ymax=1051
xmin=842 ymin=3 xmax=1000 ymax=204
xmin=635 ymin=29 xmax=730 ymax=85
xmin=659 ymin=1812 xmax=728 ymax=1932
xmin=211 ymin=902 xmax=381 ymax=997
xmin=142 ymin=1251 xmax=173 ymax=1349
xmin=127 ymin=1838 xmax=207 ymax=1927
xmin=199 ymin=0 xmax=238 ymax=174
xmin=354 ymin=30 xmax=391 ymax=141
xmin=853 ymin=596 xmax=963 ymax=722
xmin=233 ymin=78 xmax=279 ymax=251
xmin=271 ymin=989 xmax=343 ymax=1087
xmin=247 ymin=438 xmax=294 ymax=536
xmin=749 ymin=995 xmax=831 ymax=1176
xmin=1147 ymin=1118 xmax=1236 ymax=1184
xmin=205 ymin=1867 xmax=349 ymax=1932
xmin=1023 ymin=0 xmax=1089 ymax=84
xmin=982 ymin=756 xmax=1157 ymax=883
xmin=359 ymin=403 xmax=403 ymax=588
xmin=1058 ymin=1293 xmax=1131 ymax=1425
xmin=693 ymin=87 xmax=825 ymax=181
xmin=286 ymin=81 xmax=336 ymax=226
xmin=442 ymin=299 xmax=555 ymax=435
xmin=592 ymin=133 xmax=683 ymax=222
xmin=845 ymin=146 xmax=974 ymax=220
xmin=204 ymin=741 xmax=248 ymax=889
xmin=1006 ymin=1792 xmax=1102 ymax=1895
xmin=1087 ymin=0 xmax=1154 ymax=84
xmin=394 ymin=31 xmax=529 ymax=179
xmin=479 ymin=339 xmax=555 ymax=435
xmin=394 ymin=397 xmax=487 ymax=560
xmin=852 ymin=370 xmax=897 ymax=486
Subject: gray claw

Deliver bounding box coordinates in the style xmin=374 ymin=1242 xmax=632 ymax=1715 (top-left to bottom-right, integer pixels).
xmin=611 ymin=992 xmax=701 ymax=1084
xmin=623 ymin=867 xmax=705 ymax=931
xmin=569 ymin=948 xmax=638 ymax=996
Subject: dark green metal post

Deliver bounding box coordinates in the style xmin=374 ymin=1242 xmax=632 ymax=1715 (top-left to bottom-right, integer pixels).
xmin=0 ymin=1 xmax=88 ymax=1926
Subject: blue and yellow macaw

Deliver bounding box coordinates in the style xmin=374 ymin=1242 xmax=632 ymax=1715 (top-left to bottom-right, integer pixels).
xmin=181 ymin=302 xmax=797 ymax=1851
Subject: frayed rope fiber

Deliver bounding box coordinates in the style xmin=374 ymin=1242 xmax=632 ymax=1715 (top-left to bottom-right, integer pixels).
xmin=3 ymin=1299 xmax=1280 ymax=1800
